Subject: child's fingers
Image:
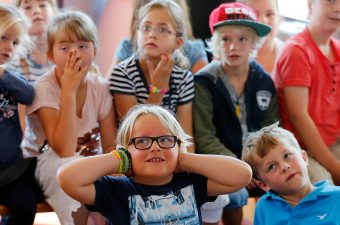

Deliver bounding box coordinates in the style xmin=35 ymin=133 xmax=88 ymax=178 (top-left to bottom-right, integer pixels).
xmin=74 ymin=57 xmax=84 ymax=73
xmin=65 ymin=51 xmax=73 ymax=68
xmin=79 ymin=64 xmax=89 ymax=78
xmin=69 ymin=50 xmax=78 ymax=69
xmin=146 ymin=60 xmax=155 ymax=77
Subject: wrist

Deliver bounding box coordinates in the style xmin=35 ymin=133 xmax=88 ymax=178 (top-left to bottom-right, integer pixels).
xmin=149 ymin=84 xmax=168 ymax=94
xmin=110 ymin=147 xmax=132 ymax=174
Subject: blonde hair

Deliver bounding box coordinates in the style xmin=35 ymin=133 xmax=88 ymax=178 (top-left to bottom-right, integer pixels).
xmin=136 ymin=0 xmax=189 ymax=69
xmin=242 ymin=123 xmax=301 ymax=179
xmin=116 ymin=104 xmax=192 ymax=152
xmin=0 ymin=3 xmax=29 ymax=59
xmin=14 ymin=0 xmax=59 ymax=12
xmin=210 ymin=25 xmax=263 ymax=60
xmin=47 ymin=10 xmax=100 ymax=74
xmin=130 ymin=0 xmax=193 ymax=43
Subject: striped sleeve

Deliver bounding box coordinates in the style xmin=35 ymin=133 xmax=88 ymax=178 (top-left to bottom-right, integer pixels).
xmin=177 ymin=70 xmax=194 ymax=105
xmin=109 ymin=60 xmax=137 ymax=96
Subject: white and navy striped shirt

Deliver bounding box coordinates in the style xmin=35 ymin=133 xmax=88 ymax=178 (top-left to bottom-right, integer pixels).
xmin=6 ymin=54 xmax=53 ymax=84
xmin=109 ymin=56 xmax=194 ymax=114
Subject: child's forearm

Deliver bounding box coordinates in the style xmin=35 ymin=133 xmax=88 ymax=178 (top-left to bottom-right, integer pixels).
xmin=57 ymin=152 xmax=120 ymax=204
xmin=178 ymin=153 xmax=252 ymax=191
xmin=59 ymin=153 xmax=118 ymax=185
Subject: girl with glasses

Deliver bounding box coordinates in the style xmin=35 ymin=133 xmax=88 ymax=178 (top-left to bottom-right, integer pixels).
xmin=57 ymin=104 xmax=252 ymax=225
xmin=109 ymin=0 xmax=195 ymax=152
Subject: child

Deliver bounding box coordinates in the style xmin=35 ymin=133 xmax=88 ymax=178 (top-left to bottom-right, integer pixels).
xmin=238 ymin=0 xmax=284 ymax=75
xmin=274 ymin=0 xmax=340 ymax=185
xmin=9 ymin=0 xmax=58 ymax=84
xmin=5 ymin=0 xmax=58 ymax=136
xmin=57 ymin=104 xmax=252 ymax=225
xmin=0 ymin=3 xmax=37 ymax=225
xmin=109 ymin=0 xmax=195 ymax=152
xmin=242 ymin=123 xmax=340 ymax=225
xmin=112 ymin=0 xmax=208 ymax=74
xmin=21 ymin=10 xmax=117 ymax=225
xmin=193 ymin=2 xmax=278 ymax=224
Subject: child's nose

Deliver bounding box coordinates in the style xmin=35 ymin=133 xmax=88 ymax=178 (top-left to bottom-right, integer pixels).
xmin=229 ymin=42 xmax=237 ymax=50
xmin=147 ymin=28 xmax=157 ymax=38
xmin=149 ymin=140 xmax=160 ymax=152
xmin=33 ymin=6 xmax=41 ymax=15
xmin=5 ymin=41 xmax=14 ymax=52
xmin=281 ymin=162 xmax=291 ymax=172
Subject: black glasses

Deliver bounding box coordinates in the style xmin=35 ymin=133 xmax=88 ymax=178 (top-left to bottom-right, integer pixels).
xmin=129 ymin=135 xmax=178 ymax=150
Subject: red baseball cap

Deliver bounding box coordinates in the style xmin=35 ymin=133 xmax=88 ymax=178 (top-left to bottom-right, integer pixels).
xmin=209 ymin=2 xmax=271 ymax=37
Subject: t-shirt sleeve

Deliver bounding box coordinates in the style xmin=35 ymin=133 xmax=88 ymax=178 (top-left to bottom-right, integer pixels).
xmin=178 ymin=70 xmax=194 ymax=105
xmin=183 ymin=40 xmax=208 ymax=68
xmin=96 ymin=78 xmax=113 ymax=121
xmin=86 ymin=176 xmax=129 ymax=220
xmin=191 ymin=173 xmax=217 ymax=207
xmin=114 ymin=39 xmax=133 ymax=62
xmin=109 ymin=64 xmax=136 ymax=96
xmin=276 ymin=43 xmax=312 ymax=88
xmin=26 ymin=78 xmax=59 ymax=115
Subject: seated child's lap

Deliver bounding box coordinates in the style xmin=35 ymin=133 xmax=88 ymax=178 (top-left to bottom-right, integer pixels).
xmin=307 ymin=139 xmax=340 ymax=185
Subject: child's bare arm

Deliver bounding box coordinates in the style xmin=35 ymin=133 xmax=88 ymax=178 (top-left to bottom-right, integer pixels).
xmin=57 ymin=152 xmax=119 ymax=205
xmin=177 ymin=153 xmax=252 ymax=196
xmin=284 ymin=86 xmax=340 ymax=184
xmin=99 ymin=105 xmax=117 ymax=153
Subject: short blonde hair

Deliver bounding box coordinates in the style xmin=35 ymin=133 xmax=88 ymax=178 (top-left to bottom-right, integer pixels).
xmin=116 ymin=104 xmax=192 ymax=152
xmin=0 ymin=3 xmax=29 ymax=58
xmin=14 ymin=0 xmax=58 ymax=12
xmin=211 ymin=25 xmax=263 ymax=60
xmin=242 ymin=123 xmax=301 ymax=179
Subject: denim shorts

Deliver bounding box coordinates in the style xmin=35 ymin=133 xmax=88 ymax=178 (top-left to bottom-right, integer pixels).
xmin=224 ymin=188 xmax=248 ymax=209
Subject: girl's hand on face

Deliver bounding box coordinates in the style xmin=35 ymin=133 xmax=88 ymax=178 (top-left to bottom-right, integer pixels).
xmin=60 ymin=50 xmax=89 ymax=93
xmin=147 ymin=54 xmax=173 ymax=90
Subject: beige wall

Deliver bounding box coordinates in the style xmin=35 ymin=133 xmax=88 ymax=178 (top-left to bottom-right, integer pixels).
xmin=0 ymin=0 xmax=133 ymax=76
xmin=97 ymin=0 xmax=133 ymax=76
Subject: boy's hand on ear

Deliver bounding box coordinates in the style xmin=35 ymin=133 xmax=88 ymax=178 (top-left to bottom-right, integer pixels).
xmin=147 ymin=54 xmax=173 ymax=90
xmin=174 ymin=152 xmax=185 ymax=173
xmin=60 ymin=50 xmax=88 ymax=94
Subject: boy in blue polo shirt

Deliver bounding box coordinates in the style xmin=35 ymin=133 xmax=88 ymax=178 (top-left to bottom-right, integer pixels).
xmin=242 ymin=123 xmax=340 ymax=225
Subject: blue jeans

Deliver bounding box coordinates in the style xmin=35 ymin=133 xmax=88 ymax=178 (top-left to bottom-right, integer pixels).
xmin=224 ymin=188 xmax=248 ymax=209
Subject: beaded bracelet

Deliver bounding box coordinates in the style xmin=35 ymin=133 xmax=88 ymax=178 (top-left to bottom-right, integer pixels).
xmin=111 ymin=147 xmax=132 ymax=174
xmin=149 ymin=85 xmax=168 ymax=94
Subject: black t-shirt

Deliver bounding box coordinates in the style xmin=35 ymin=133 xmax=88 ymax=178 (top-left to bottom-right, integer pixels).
xmin=87 ymin=173 xmax=215 ymax=225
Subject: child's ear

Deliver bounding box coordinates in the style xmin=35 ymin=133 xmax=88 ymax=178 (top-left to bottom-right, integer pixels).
xmin=301 ymin=150 xmax=309 ymax=165
xmin=253 ymin=178 xmax=271 ymax=192
xmin=48 ymin=53 xmax=55 ymax=64
xmin=174 ymin=36 xmax=184 ymax=50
